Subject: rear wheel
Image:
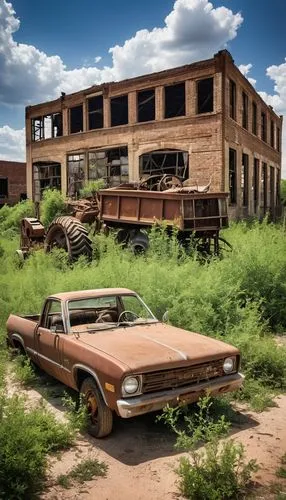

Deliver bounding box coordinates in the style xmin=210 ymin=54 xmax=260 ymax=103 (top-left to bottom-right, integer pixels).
xmin=129 ymin=230 xmax=149 ymax=254
xmin=80 ymin=377 xmax=113 ymax=438
xmin=45 ymin=216 xmax=92 ymax=261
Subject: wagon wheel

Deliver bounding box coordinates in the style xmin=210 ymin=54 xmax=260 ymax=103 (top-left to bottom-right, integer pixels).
xmin=45 ymin=216 xmax=93 ymax=261
xmin=158 ymin=174 xmax=183 ymax=191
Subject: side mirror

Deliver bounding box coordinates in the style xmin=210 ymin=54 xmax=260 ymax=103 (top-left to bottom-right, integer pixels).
xmin=50 ymin=325 xmax=64 ymax=334
xmin=162 ymin=310 xmax=169 ymax=323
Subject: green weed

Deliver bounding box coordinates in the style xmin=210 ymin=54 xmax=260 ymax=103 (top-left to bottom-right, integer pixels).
xmin=56 ymin=458 xmax=107 ymax=489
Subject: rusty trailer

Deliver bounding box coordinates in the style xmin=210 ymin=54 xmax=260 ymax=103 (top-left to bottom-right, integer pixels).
xmin=99 ymin=188 xmax=229 ymax=254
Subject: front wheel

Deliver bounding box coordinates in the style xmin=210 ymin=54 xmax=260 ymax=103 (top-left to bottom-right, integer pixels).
xmin=80 ymin=377 xmax=113 ymax=438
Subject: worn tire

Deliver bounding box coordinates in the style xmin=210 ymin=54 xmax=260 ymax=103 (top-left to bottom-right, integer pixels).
xmin=80 ymin=377 xmax=113 ymax=438
xmin=129 ymin=230 xmax=149 ymax=254
xmin=45 ymin=216 xmax=92 ymax=261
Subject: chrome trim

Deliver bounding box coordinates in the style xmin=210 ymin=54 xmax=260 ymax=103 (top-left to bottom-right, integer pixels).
xmin=117 ymin=373 xmax=244 ymax=418
xmin=26 ymin=347 xmax=71 ymax=373
xmin=72 ymin=363 xmax=108 ymax=404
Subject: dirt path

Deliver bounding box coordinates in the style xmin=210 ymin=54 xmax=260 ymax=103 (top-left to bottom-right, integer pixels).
xmin=8 ymin=372 xmax=286 ymax=499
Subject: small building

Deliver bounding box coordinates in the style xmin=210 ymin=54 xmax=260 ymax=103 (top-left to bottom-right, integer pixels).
xmin=25 ymin=50 xmax=282 ymax=218
xmin=0 ymin=160 xmax=27 ymax=207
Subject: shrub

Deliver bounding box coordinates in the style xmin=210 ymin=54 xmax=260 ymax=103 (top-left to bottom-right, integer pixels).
xmin=0 ymin=200 xmax=34 ymax=236
xmin=0 ymin=394 xmax=75 ymax=499
xmin=178 ymin=439 xmax=258 ymax=500
xmin=40 ymin=188 xmax=67 ymax=227
xmin=79 ymin=179 xmax=106 ymax=198
xmin=160 ymin=396 xmax=258 ymax=500
xmin=12 ymin=354 xmax=37 ymax=387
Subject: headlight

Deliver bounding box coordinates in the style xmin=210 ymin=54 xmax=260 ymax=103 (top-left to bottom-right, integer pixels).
xmin=122 ymin=376 xmax=140 ymax=395
xmin=223 ymin=357 xmax=235 ymax=374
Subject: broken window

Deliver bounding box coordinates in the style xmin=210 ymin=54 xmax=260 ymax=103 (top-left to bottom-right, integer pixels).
xmin=0 ymin=178 xmax=8 ymax=198
xmin=32 ymin=113 xmax=62 ymax=141
xmin=67 ymin=154 xmax=85 ymax=197
xmin=139 ymin=149 xmax=188 ymax=179
xmin=261 ymin=162 xmax=267 ymax=209
xmin=242 ymin=153 xmax=249 ymax=207
xmin=197 ymin=78 xmax=213 ymax=114
xmin=164 ymin=83 xmax=185 ymax=119
xmin=270 ymin=166 xmax=275 ymax=210
xmin=32 ymin=117 xmax=44 ymax=141
xmin=242 ymin=92 xmax=248 ymax=129
xmin=88 ymin=146 xmax=128 ymax=186
xmin=270 ymin=120 xmax=274 ymax=147
xmin=229 ymin=79 xmax=236 ymax=120
xmin=137 ymin=89 xmax=155 ymax=123
xmin=277 ymin=127 xmax=280 ymax=152
xmin=33 ymin=162 xmax=61 ymax=200
xmin=111 ymin=95 xmax=128 ymax=127
xmin=70 ymin=105 xmax=83 ymax=134
xmin=261 ymin=112 xmax=267 ymax=142
xmin=88 ymin=95 xmax=103 ymax=130
xmin=229 ymin=148 xmax=237 ymax=204
xmin=253 ymin=158 xmax=259 ymax=209
xmin=252 ymin=102 xmax=257 ymax=135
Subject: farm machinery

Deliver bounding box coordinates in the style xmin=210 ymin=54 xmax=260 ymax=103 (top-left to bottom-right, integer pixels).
xmin=18 ymin=174 xmax=231 ymax=261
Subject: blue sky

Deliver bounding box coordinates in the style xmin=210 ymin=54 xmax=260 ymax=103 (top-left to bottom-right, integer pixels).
xmin=0 ymin=0 xmax=285 ymax=170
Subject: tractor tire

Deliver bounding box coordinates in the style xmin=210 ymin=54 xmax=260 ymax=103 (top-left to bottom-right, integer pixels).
xmin=45 ymin=216 xmax=92 ymax=261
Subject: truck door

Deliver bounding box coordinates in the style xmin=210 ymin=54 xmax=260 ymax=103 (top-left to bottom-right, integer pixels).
xmin=35 ymin=298 xmax=66 ymax=382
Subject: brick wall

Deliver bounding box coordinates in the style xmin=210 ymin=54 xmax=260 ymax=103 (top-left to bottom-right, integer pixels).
xmin=0 ymin=160 xmax=26 ymax=206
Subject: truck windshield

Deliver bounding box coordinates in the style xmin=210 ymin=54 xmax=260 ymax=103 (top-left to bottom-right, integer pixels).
xmin=67 ymin=294 xmax=158 ymax=333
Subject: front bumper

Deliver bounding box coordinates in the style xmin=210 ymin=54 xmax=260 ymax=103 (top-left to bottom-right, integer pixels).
xmin=117 ymin=372 xmax=244 ymax=418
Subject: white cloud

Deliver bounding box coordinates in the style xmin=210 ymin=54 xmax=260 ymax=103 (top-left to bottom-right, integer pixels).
xmin=238 ymin=63 xmax=256 ymax=87
xmin=0 ymin=0 xmax=243 ymax=105
xmin=94 ymin=56 xmax=102 ymax=64
xmin=258 ymin=59 xmax=286 ymax=177
xmin=0 ymin=125 xmax=25 ymax=161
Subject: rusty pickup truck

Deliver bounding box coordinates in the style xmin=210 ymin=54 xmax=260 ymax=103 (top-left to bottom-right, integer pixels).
xmin=6 ymin=288 xmax=244 ymax=437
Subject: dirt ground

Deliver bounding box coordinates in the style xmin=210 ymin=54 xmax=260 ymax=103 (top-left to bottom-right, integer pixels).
xmin=9 ymin=371 xmax=286 ymax=500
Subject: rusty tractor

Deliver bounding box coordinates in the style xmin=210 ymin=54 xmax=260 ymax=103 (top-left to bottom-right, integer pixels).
xmin=18 ymin=174 xmax=231 ymax=261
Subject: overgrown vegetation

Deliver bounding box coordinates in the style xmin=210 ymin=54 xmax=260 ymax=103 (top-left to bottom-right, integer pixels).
xmin=276 ymin=453 xmax=286 ymax=479
xmin=79 ymin=179 xmax=106 ymax=198
xmin=0 ymin=395 xmax=75 ymax=499
xmin=1 ymin=196 xmax=286 ymax=496
xmin=160 ymin=395 xmax=258 ymax=499
xmin=56 ymin=458 xmax=108 ymax=489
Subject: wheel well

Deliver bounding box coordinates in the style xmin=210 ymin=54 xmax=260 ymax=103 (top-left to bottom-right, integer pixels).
xmin=11 ymin=339 xmax=25 ymax=355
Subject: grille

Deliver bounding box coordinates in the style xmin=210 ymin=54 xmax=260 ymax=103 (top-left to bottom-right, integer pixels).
xmin=142 ymin=359 xmax=225 ymax=393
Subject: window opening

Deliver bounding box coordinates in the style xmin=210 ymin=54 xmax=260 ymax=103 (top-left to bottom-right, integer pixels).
xmin=229 ymin=80 xmax=236 ymax=120
xmin=88 ymin=146 xmax=128 ymax=187
xmin=252 ymin=102 xmax=257 ymax=135
xmin=229 ymin=148 xmax=237 ymax=204
xmin=164 ymin=83 xmax=185 ymax=118
xmin=0 ymin=178 xmax=8 ymax=198
xmin=242 ymin=92 xmax=248 ymax=129
xmin=137 ymin=89 xmax=155 ymax=123
xmin=277 ymin=127 xmax=280 ymax=152
xmin=33 ymin=162 xmax=61 ymax=199
xmin=111 ymin=95 xmax=128 ymax=127
xmin=139 ymin=149 xmax=188 ymax=179
xmin=67 ymin=154 xmax=85 ymax=197
xmin=197 ymin=78 xmax=213 ymax=114
xmin=253 ymin=158 xmax=259 ymax=209
xmin=261 ymin=112 xmax=267 ymax=142
xmin=70 ymin=105 xmax=83 ymax=134
xmin=88 ymin=95 xmax=103 ymax=130
xmin=242 ymin=154 xmax=249 ymax=207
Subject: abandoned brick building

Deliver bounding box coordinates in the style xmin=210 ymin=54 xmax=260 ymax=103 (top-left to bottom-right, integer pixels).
xmin=25 ymin=50 xmax=282 ymax=218
xmin=0 ymin=160 xmax=27 ymax=207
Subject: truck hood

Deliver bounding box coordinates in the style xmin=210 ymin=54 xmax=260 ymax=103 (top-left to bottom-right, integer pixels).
xmin=77 ymin=323 xmax=238 ymax=372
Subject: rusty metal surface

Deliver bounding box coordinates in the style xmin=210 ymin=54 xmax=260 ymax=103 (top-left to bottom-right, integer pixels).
xmin=99 ymin=188 xmax=228 ymax=231
xmin=6 ymin=289 xmax=241 ymax=416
